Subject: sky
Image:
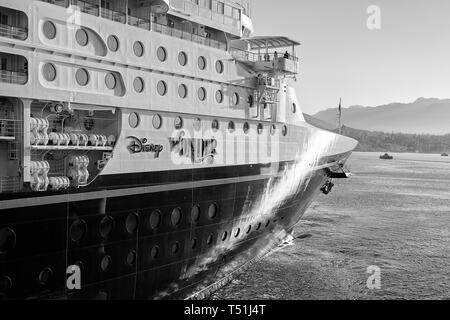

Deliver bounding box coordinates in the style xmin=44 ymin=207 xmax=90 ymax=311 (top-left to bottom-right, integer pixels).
xmin=251 ymin=0 xmax=450 ymax=114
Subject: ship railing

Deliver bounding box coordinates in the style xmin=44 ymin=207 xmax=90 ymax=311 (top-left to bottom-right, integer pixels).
xmin=40 ymin=0 xmax=69 ymax=7
xmin=0 ymin=70 xmax=28 ymax=85
xmin=0 ymin=118 xmax=18 ymax=139
xmin=151 ymin=21 xmax=227 ymax=50
xmin=70 ymin=0 xmax=99 ymax=16
xmin=231 ymin=49 xmax=299 ymax=63
xmin=101 ymin=7 xmax=126 ymax=24
xmin=0 ymin=24 xmax=28 ymax=41
xmin=0 ymin=176 xmax=21 ymax=193
xmin=128 ymin=15 xmax=151 ymax=31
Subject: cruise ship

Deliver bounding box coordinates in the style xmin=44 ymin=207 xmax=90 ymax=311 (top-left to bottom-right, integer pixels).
xmin=0 ymin=0 xmax=357 ymax=300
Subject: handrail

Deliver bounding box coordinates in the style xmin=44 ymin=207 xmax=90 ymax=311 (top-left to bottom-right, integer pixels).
xmin=0 ymin=24 xmax=28 ymax=40
xmin=231 ymin=49 xmax=299 ymax=63
xmin=70 ymin=0 xmax=99 ymax=16
xmin=0 ymin=176 xmax=21 ymax=193
xmin=101 ymin=7 xmax=126 ymax=23
xmin=0 ymin=70 xmax=28 ymax=85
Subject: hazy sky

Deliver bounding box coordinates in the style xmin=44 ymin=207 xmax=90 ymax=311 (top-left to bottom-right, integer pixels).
xmin=251 ymin=0 xmax=450 ymax=114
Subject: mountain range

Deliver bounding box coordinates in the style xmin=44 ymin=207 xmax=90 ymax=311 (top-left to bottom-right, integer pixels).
xmin=313 ymin=98 xmax=450 ymax=135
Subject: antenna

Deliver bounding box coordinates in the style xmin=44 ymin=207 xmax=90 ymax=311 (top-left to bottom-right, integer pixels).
xmin=338 ymin=97 xmax=342 ymax=134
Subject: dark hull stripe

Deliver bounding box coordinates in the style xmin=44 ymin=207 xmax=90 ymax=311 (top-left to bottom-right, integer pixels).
xmin=0 ymin=161 xmax=337 ymax=210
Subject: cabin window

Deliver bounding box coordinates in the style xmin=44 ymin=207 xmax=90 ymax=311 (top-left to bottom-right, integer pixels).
xmin=198 ymin=56 xmax=207 ymax=70
xmin=171 ymin=242 xmax=180 ymax=255
xmin=105 ymin=73 xmax=116 ymax=89
xmin=43 ymin=21 xmax=56 ymax=39
xmin=232 ymin=7 xmax=240 ymax=19
xmin=224 ymin=4 xmax=232 ymax=17
xmin=198 ymin=87 xmax=207 ymax=101
xmin=128 ymin=112 xmax=140 ymax=128
xmin=178 ymin=51 xmax=188 ymax=66
xmin=133 ymin=77 xmax=144 ymax=93
xmin=291 ymin=103 xmax=297 ymax=113
xmin=133 ymin=41 xmax=144 ymax=57
xmin=243 ymin=122 xmax=249 ymax=134
xmin=75 ymin=28 xmax=89 ymax=46
xmin=171 ymin=208 xmax=182 ymax=227
xmin=157 ymin=80 xmax=167 ymax=96
xmin=222 ymin=231 xmax=228 ymax=241
xmin=75 ymin=68 xmax=90 ymax=86
xmin=207 ymin=234 xmax=214 ymax=245
xmin=0 ymin=228 xmax=16 ymax=254
xmin=107 ymin=35 xmax=119 ymax=52
xmin=193 ymin=117 xmax=202 ymax=131
xmin=149 ymin=210 xmax=162 ymax=229
xmin=150 ymin=246 xmax=160 ymax=259
xmin=212 ymin=119 xmax=219 ymax=131
xmin=215 ymin=90 xmax=223 ymax=103
xmin=257 ymin=123 xmax=263 ymax=135
xmin=282 ymin=125 xmax=288 ymax=136
xmin=215 ymin=60 xmax=224 ymax=73
xmin=191 ymin=238 xmax=198 ymax=250
xmin=157 ymin=46 xmax=167 ymax=62
xmin=215 ymin=1 xmax=224 ymax=14
xmin=234 ymin=228 xmax=240 ymax=238
xmin=191 ymin=205 xmax=201 ymax=223
xmin=232 ymin=92 xmax=240 ymax=105
xmin=174 ymin=116 xmax=183 ymax=130
xmin=178 ymin=84 xmax=188 ymax=99
xmin=42 ymin=63 xmax=57 ymax=82
xmin=99 ymin=216 xmax=114 ymax=238
xmin=270 ymin=124 xmax=276 ymax=136
xmin=208 ymin=203 xmax=218 ymax=219
xmin=152 ymin=114 xmax=162 ymax=129
xmin=228 ymin=121 xmax=235 ymax=133
xmin=127 ymin=251 xmax=137 ymax=266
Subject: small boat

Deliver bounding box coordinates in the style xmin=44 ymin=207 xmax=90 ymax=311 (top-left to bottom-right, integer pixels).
xmin=441 ymin=153 xmax=449 ymax=157
xmin=380 ymin=153 xmax=394 ymax=160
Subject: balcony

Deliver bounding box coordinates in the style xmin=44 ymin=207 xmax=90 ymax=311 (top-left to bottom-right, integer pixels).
xmin=40 ymin=0 xmax=69 ymax=7
xmin=0 ymin=70 xmax=27 ymax=85
xmin=70 ymin=0 xmax=99 ymax=16
xmin=0 ymin=176 xmax=21 ymax=193
xmin=231 ymin=50 xmax=299 ymax=74
xmin=101 ymin=7 xmax=126 ymax=23
xmin=0 ymin=24 xmax=27 ymax=40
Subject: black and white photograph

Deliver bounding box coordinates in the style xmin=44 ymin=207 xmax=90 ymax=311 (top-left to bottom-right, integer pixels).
xmin=0 ymin=0 xmax=449 ymax=306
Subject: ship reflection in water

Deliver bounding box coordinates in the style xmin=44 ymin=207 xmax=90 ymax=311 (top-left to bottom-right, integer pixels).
xmin=213 ymin=152 xmax=450 ymax=300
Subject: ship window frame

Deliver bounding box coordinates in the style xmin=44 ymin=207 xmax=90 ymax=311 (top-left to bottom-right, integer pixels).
xmin=215 ymin=60 xmax=224 ymax=74
xmin=149 ymin=210 xmax=162 ymax=230
xmin=105 ymin=73 xmax=117 ymax=90
xmin=178 ymin=51 xmax=188 ymax=66
xmin=215 ymin=90 xmax=224 ymax=103
xmin=198 ymin=56 xmax=207 ymax=70
xmin=257 ymin=123 xmax=264 ymax=135
xmin=178 ymin=83 xmax=188 ymax=99
xmin=133 ymin=77 xmax=145 ymax=93
xmin=292 ymin=103 xmax=297 ymax=114
xmin=133 ymin=41 xmax=145 ymax=57
xmin=232 ymin=92 xmax=240 ymax=105
xmin=171 ymin=207 xmax=182 ymax=227
xmin=42 ymin=63 xmax=57 ymax=82
xmin=107 ymin=35 xmax=119 ymax=52
xmin=228 ymin=121 xmax=235 ymax=133
xmin=211 ymin=119 xmax=219 ymax=132
xmin=157 ymin=46 xmax=167 ymax=62
xmin=75 ymin=68 xmax=90 ymax=86
xmin=193 ymin=117 xmax=202 ymax=131
xmin=198 ymin=87 xmax=207 ymax=101
xmin=174 ymin=116 xmax=184 ymax=130
xmin=243 ymin=122 xmax=249 ymax=134
xmin=157 ymin=80 xmax=167 ymax=96
xmin=282 ymin=125 xmax=288 ymax=136
xmin=75 ymin=28 xmax=89 ymax=47
xmin=128 ymin=112 xmax=140 ymax=129
xmin=152 ymin=114 xmax=163 ymax=130
xmin=43 ymin=21 xmax=57 ymax=40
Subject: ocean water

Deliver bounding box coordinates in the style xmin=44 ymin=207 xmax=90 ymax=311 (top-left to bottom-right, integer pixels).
xmin=213 ymin=152 xmax=450 ymax=300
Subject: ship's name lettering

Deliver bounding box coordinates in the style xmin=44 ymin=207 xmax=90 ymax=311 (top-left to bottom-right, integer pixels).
xmin=126 ymin=136 xmax=163 ymax=157
xmin=169 ymin=136 xmax=217 ymax=163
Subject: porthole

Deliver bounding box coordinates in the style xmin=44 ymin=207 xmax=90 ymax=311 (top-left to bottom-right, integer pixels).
xmin=243 ymin=122 xmax=249 ymax=134
xmin=107 ymin=35 xmax=119 ymax=52
xmin=191 ymin=238 xmax=198 ymax=250
xmin=150 ymin=246 xmax=160 ymax=259
xmin=235 ymin=228 xmax=240 ymax=238
xmin=246 ymin=225 xmax=252 ymax=234
xmin=198 ymin=56 xmax=207 ymax=70
xmin=133 ymin=77 xmax=145 ymax=93
xmin=291 ymin=103 xmax=297 ymax=113
xmin=125 ymin=212 xmax=139 ymax=234
xmin=211 ymin=119 xmax=219 ymax=131
xmin=228 ymin=121 xmax=235 ymax=133
xmin=265 ymin=220 xmax=270 ymax=228
xmin=215 ymin=60 xmax=224 ymax=73
xmin=105 ymin=73 xmax=117 ymax=90
xmin=101 ymin=255 xmax=112 ymax=271
xmin=152 ymin=114 xmax=162 ymax=130
xmin=215 ymin=90 xmax=223 ymax=103
xmin=149 ymin=210 xmax=162 ymax=230
xmin=38 ymin=267 xmax=53 ymax=285
xmin=208 ymin=203 xmax=218 ymax=219
xmin=69 ymin=219 xmax=86 ymax=243
xmin=207 ymin=234 xmax=214 ymax=245
xmin=0 ymin=228 xmax=16 ymax=254
xmin=171 ymin=208 xmax=182 ymax=227
xmin=127 ymin=250 xmax=137 ymax=266
xmin=248 ymin=95 xmax=254 ymax=107
xmin=191 ymin=205 xmax=201 ymax=223
xmin=257 ymin=124 xmax=264 ymax=135
xmin=133 ymin=41 xmax=144 ymax=57
xmin=75 ymin=28 xmax=89 ymax=46
xmin=157 ymin=80 xmax=167 ymax=96
xmin=43 ymin=21 xmax=57 ymax=39
xmin=128 ymin=112 xmax=140 ymax=129
xmin=75 ymin=68 xmax=90 ymax=86
xmin=193 ymin=118 xmax=202 ymax=131
xmin=198 ymin=87 xmax=207 ymax=101
xmin=270 ymin=124 xmax=276 ymax=136
xmin=178 ymin=51 xmax=188 ymax=66
xmin=232 ymin=92 xmax=240 ymax=105
xmin=157 ymin=46 xmax=167 ymax=62
xmin=42 ymin=63 xmax=57 ymax=82
xmin=282 ymin=125 xmax=288 ymax=136
xmin=256 ymin=222 xmax=262 ymax=231
xmin=171 ymin=242 xmax=180 ymax=255
xmin=0 ymin=276 xmax=12 ymax=292
xmin=99 ymin=216 xmax=114 ymax=239
xmin=221 ymin=231 xmax=228 ymax=242
xmin=178 ymin=84 xmax=188 ymax=99
xmin=174 ymin=116 xmax=183 ymax=130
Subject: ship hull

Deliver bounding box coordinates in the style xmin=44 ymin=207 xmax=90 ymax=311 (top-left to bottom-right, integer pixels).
xmin=0 ymin=151 xmax=349 ymax=300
